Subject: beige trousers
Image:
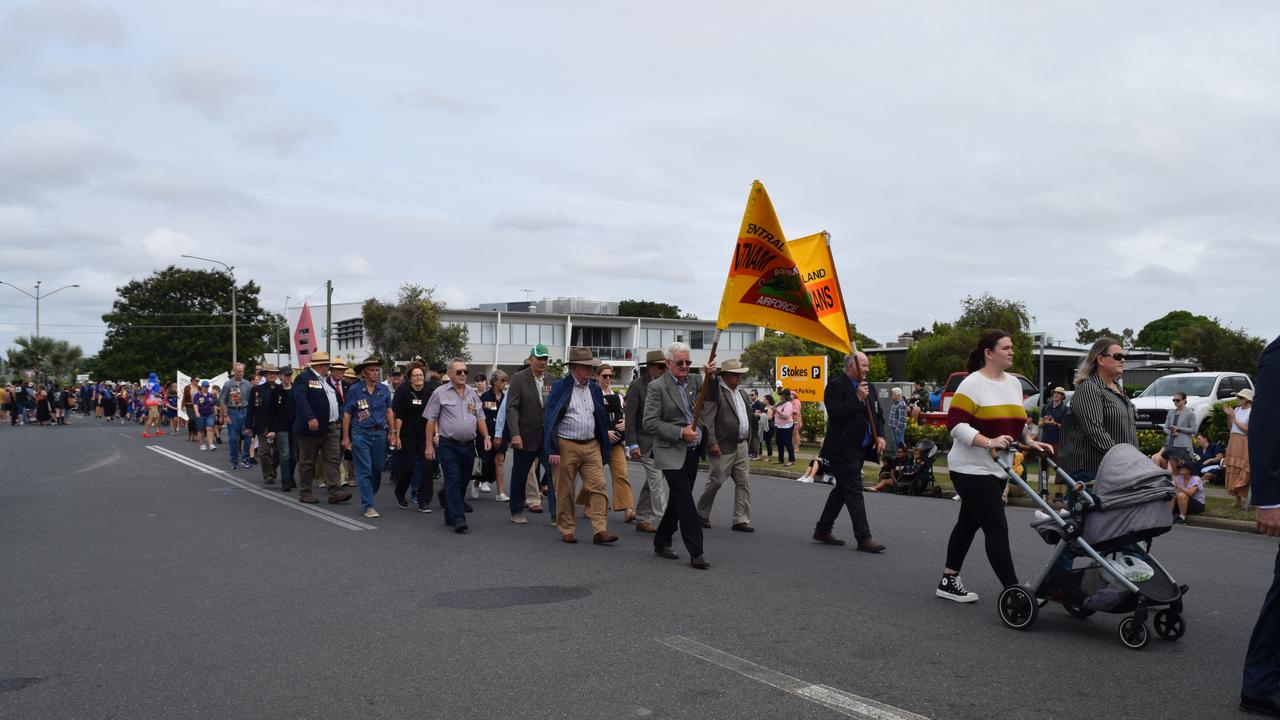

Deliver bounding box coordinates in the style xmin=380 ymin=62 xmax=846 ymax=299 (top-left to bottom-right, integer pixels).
xmin=697 ymin=441 xmax=751 ymax=525
xmin=554 ymin=439 xmax=608 ymax=535
xmin=576 ymin=444 xmax=634 ymax=511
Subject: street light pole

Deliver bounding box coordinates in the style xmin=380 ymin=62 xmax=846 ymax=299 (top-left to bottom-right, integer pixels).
xmin=181 ymin=255 xmax=237 ymax=367
xmin=0 ymin=280 xmax=81 ymax=337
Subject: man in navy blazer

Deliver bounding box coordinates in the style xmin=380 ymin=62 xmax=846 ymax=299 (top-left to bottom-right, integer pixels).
xmin=813 ymin=352 xmax=887 ymax=553
xmin=291 ymin=351 xmax=351 ymax=506
xmin=1242 ymin=334 xmax=1280 ymax=717
xmin=543 ymin=347 xmax=616 ymax=545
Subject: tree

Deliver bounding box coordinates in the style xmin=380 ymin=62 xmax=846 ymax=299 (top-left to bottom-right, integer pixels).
xmin=618 ymin=299 xmax=683 ymax=319
xmin=865 ymin=354 xmax=888 ymax=382
xmin=905 ymin=323 xmax=976 ymax=382
xmin=95 ymin=266 xmax=280 ymax=382
xmin=5 ymin=335 xmax=84 ymax=384
xmin=1075 ymin=318 xmax=1134 ymax=348
xmin=850 ymin=323 xmax=880 ymax=349
xmin=957 ymin=293 xmax=1031 ymax=335
xmin=903 ymin=295 xmax=1037 ymax=381
xmin=362 ymin=284 xmax=468 ymax=369
xmin=1172 ymin=320 xmax=1265 ymax=375
xmin=1135 ymin=310 xmax=1211 ymax=351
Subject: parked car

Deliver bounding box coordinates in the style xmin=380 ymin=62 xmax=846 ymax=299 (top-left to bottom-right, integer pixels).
xmin=1130 ymin=372 xmax=1254 ymax=433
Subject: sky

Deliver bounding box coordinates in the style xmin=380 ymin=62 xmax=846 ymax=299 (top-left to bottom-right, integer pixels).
xmin=2 ymin=0 xmax=1279 ymax=357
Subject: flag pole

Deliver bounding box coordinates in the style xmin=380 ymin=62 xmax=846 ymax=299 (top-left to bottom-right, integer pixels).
xmin=824 ymin=232 xmax=880 ymax=447
xmin=691 ymin=328 xmax=723 ymax=422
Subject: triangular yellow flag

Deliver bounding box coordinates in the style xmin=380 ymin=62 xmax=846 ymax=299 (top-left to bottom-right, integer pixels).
xmin=715 ymin=181 xmax=852 ymax=354
xmin=788 ymin=231 xmax=855 ymax=352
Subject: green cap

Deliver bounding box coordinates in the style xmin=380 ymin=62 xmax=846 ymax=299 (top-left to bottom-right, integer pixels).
xmin=530 ymin=343 xmax=550 ymax=358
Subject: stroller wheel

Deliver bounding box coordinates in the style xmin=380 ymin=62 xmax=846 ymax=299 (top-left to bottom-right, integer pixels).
xmin=1064 ymin=605 xmax=1095 ymax=620
xmin=1118 ymin=617 xmax=1150 ymax=649
xmin=1153 ymin=609 xmax=1185 ymax=641
xmin=998 ymin=586 xmax=1038 ymax=630
xmin=931 ymin=486 xmax=942 ymax=498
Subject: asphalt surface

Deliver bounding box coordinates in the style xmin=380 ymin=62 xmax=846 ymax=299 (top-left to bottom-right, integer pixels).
xmin=2 ymin=418 xmax=1275 ymax=720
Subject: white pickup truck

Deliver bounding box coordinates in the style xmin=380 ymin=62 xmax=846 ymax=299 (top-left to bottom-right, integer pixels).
xmin=1131 ymin=371 xmax=1254 ymax=433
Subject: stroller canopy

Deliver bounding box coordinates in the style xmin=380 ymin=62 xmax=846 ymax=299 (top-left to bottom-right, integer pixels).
xmin=1093 ymin=443 xmax=1173 ymax=510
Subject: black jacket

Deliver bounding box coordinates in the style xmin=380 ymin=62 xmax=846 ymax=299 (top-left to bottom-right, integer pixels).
xmin=820 ymin=375 xmax=884 ymax=460
xmin=267 ymin=383 xmax=294 ymax=433
xmin=244 ymin=383 xmax=272 ymax=435
xmin=292 ymin=367 xmax=339 ymax=436
xmin=1251 ymin=335 xmax=1279 ymax=507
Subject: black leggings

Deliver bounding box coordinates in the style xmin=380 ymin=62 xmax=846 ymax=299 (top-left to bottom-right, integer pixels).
xmin=945 ymin=471 xmax=1018 ymax=587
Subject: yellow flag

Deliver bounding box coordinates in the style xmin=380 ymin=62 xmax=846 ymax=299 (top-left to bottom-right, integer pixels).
xmin=788 ymin=231 xmax=854 ymax=352
xmin=715 ymin=181 xmax=852 ymax=354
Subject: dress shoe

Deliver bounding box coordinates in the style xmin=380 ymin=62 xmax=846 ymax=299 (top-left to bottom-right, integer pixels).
xmin=699 ymin=517 xmax=711 ymax=529
xmin=654 ymin=546 xmax=679 ymax=560
xmin=1241 ymin=694 xmax=1280 ymax=717
xmin=562 ymin=533 xmax=578 ymax=544
xmin=593 ymin=532 xmax=619 ymax=545
xmin=812 ymin=531 xmax=845 ymax=546
xmin=464 ymin=502 xmax=474 ymax=513
xmin=299 ymin=494 xmax=319 ymax=504
xmin=453 ymin=523 xmax=469 ymax=534
xmin=327 ymin=491 xmax=352 ymax=504
xmin=635 ymin=522 xmax=657 ymax=533
xmin=690 ymin=556 xmax=710 ymax=570
xmin=856 ymin=540 xmax=886 ymax=553
xmin=731 ymin=523 xmax=754 ymax=533
xmin=624 ymin=510 xmax=636 ymax=523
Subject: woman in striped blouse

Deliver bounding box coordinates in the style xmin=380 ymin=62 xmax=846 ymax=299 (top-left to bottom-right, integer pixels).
xmin=1058 ymin=338 xmax=1138 ymax=482
xmin=937 ymin=330 xmax=1054 ymax=603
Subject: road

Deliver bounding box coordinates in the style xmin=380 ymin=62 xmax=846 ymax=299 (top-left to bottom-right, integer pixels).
xmin=2 ymin=418 xmax=1274 ymax=719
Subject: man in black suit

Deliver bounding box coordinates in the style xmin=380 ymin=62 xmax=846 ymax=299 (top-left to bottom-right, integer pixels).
xmin=1242 ymin=335 xmax=1280 ymax=717
xmin=812 ymin=352 xmax=886 ymax=553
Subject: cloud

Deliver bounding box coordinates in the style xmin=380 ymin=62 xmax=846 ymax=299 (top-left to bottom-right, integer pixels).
xmin=388 ymin=86 xmax=494 ymax=116
xmin=140 ymin=227 xmax=196 ymax=258
xmin=116 ymin=172 xmax=262 ymax=211
xmin=233 ymin=115 xmax=332 ymax=157
xmin=2 ymin=0 xmax=126 ymax=47
xmin=159 ymin=54 xmax=265 ymax=119
xmin=0 ymin=119 xmax=124 ymax=197
xmin=491 ymin=210 xmax=580 ymax=232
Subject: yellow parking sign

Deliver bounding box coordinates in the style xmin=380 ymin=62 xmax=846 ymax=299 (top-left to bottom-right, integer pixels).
xmin=775 ymin=355 xmax=828 ymax=402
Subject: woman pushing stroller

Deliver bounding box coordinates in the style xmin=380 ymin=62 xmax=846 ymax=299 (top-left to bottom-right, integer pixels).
xmin=936 ymin=330 xmax=1054 ymax=603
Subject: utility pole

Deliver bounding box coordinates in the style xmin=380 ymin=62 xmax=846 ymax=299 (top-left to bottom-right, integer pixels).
xmin=0 ymin=280 xmax=80 ymax=337
xmin=325 ymin=280 xmax=333 ymax=354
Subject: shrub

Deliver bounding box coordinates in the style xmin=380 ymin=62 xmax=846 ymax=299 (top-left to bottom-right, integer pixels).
xmin=800 ymin=402 xmax=826 ymax=442
xmin=904 ymin=419 xmax=953 ymax=451
xmin=1136 ymin=430 xmax=1165 ymax=456
xmin=1205 ymin=400 xmax=1236 ymax=444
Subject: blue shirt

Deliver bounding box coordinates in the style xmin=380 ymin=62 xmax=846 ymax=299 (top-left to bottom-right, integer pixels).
xmin=1040 ymin=402 xmax=1066 ymax=444
xmin=343 ymin=381 xmax=393 ymax=431
xmin=848 ymin=376 xmax=872 ymax=448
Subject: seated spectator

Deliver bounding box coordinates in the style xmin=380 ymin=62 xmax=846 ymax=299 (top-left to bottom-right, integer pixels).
xmin=795 ymin=456 xmax=835 ymax=485
xmin=869 ymin=447 xmax=908 ymax=492
xmin=1171 ymin=460 xmax=1206 ymax=523
xmin=1193 ymin=432 xmax=1225 ymax=485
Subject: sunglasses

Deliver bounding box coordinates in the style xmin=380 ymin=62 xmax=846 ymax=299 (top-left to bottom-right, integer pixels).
xmin=453 ymin=369 xmax=468 ymax=375
xmin=599 ymin=374 xmax=612 ymax=379
xmin=672 ymin=360 xmax=692 ymax=367
xmin=1104 ymin=353 xmax=1126 ymax=361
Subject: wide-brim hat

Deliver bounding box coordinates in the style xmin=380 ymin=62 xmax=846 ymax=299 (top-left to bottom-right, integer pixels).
xmin=279 ymin=366 xmax=293 ymax=375
xmin=259 ymin=363 xmax=279 ymax=373
xmin=642 ymin=349 xmax=666 ymax=366
xmin=1236 ymin=388 xmax=1254 ymax=402
xmin=353 ymin=355 xmax=381 ymax=374
xmin=330 ymin=356 xmax=347 ymax=371
xmin=566 ymin=346 xmax=601 ymax=367
xmin=343 ymin=367 xmax=357 ymax=380
xmin=1052 ymin=386 xmax=1067 ymax=396
xmin=308 ymin=351 xmax=331 ymax=366
xmin=719 ymin=358 xmax=749 ymax=374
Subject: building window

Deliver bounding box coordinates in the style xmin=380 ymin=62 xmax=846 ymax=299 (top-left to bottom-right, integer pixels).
xmin=334 ymin=318 xmax=363 ymax=352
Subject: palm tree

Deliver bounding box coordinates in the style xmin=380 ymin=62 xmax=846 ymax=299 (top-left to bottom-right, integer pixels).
xmin=6 ymin=336 xmax=84 ymax=383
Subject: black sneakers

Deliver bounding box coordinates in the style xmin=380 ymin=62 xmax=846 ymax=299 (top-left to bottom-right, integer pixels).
xmin=936 ymin=574 xmax=979 ymax=603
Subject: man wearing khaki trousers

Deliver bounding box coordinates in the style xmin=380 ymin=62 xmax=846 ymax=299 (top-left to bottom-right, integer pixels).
xmin=543 ymin=347 xmax=617 ymax=545
xmin=696 ymin=358 xmax=754 ymax=532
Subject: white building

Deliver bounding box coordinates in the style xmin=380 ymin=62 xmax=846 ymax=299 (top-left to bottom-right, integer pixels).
xmin=286 ymin=299 xmax=763 ymax=380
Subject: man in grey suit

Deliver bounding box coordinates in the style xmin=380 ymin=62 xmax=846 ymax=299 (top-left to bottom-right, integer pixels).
xmin=625 ymin=350 xmax=668 ymax=533
xmin=697 ymin=358 xmax=754 ymax=532
xmin=505 ymin=344 xmax=552 ymax=523
xmin=643 ymin=342 xmax=718 ymax=569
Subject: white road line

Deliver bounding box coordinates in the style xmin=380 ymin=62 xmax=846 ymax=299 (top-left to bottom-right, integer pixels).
xmin=656 ymin=636 xmax=929 ymax=720
xmin=147 ymin=446 xmax=376 ymax=531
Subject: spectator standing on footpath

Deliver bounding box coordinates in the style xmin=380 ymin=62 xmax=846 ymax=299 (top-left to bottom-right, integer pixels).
xmin=773 ymin=389 xmax=798 ymax=466
xmin=1154 ymin=392 xmax=1196 ymax=469
xmin=760 ymin=394 xmax=776 ymax=459
xmin=888 ymin=387 xmax=908 ymax=452
xmin=747 ymin=389 xmax=762 ymax=460
xmin=342 ymin=356 xmax=394 ymax=519
xmin=696 ymin=358 xmax=755 ymax=532
xmin=1239 ymin=334 xmax=1280 ymax=718
xmin=1224 ymin=388 xmax=1254 ymax=509
xmin=219 ymin=363 xmax=254 ymax=470
xmin=425 ymin=358 xmax=490 ymax=534
xmin=625 ymin=350 xmax=668 ymax=534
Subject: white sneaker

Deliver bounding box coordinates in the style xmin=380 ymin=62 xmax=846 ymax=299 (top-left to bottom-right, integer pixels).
xmin=469 ymin=484 xmax=480 ymax=499
xmin=795 ymin=475 xmax=813 ymax=483
xmin=936 ymin=574 xmax=979 ymax=603
xmin=479 ymin=482 xmax=493 ymax=493
xmin=200 ymin=444 xmax=208 ymax=451
xmin=496 ymin=493 xmax=510 ymax=502
xmin=952 ymin=494 xmax=961 ymax=501
xmin=364 ymin=508 xmax=380 ymax=518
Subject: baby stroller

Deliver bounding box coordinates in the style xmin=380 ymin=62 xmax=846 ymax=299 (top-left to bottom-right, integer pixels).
xmin=893 ymin=440 xmax=941 ymax=497
xmin=992 ymin=443 xmax=1187 ymax=650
